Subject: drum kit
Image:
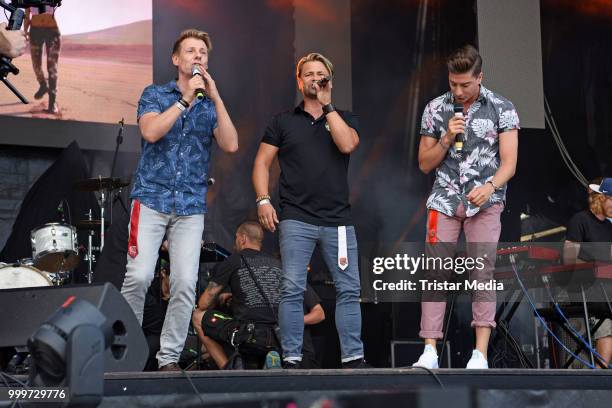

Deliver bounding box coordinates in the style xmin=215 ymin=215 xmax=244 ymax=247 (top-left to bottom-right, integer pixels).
xmin=0 ymin=176 xmax=129 ymax=290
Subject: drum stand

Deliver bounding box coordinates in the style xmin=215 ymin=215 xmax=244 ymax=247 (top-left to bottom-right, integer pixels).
xmin=85 ymin=209 xmax=95 ymax=284
xmin=53 ymin=252 xmax=73 ymax=286
xmin=72 ymin=158 xmax=130 ymax=284
xmin=98 ymin=188 xmax=107 ymax=252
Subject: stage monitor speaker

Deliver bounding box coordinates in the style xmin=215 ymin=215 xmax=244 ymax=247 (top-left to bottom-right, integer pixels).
xmin=0 ymin=283 xmax=148 ymax=372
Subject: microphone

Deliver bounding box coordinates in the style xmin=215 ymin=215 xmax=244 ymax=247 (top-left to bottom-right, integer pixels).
xmin=453 ymin=103 xmax=465 ymax=153
xmin=316 ymin=76 xmax=331 ymax=87
xmin=206 ymin=177 xmax=215 ymax=186
xmin=191 ymin=65 xmax=206 ymax=100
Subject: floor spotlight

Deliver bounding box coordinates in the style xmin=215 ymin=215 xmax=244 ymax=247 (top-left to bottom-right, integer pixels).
xmin=28 ymin=296 xmax=113 ymax=406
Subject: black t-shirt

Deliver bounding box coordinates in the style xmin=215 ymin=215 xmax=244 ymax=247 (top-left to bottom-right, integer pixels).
xmin=303 ymin=284 xmax=321 ymax=313
xmin=261 ymin=103 xmax=360 ymax=226
xmin=211 ymin=249 xmax=282 ymax=324
xmin=566 ymin=210 xmax=612 ymax=261
xmin=210 ymin=249 xmax=322 ymax=360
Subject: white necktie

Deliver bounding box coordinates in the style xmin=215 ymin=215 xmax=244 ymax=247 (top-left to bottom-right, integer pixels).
xmin=338 ymin=226 xmax=348 ymax=270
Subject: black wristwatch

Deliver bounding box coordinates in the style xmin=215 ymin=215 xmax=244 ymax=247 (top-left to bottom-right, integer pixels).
xmin=322 ymin=103 xmax=335 ymax=115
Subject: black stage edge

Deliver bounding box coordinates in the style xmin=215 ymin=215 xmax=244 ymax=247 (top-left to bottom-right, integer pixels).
xmin=101 ymin=368 xmax=612 ymax=394
xmin=100 ymin=368 xmax=612 ymax=407
xmin=3 ymin=369 xmax=612 ymax=407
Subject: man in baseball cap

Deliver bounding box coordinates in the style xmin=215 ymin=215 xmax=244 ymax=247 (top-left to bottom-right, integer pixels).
xmin=564 ymin=177 xmax=612 ymax=367
xmin=589 ymin=177 xmax=612 ymax=197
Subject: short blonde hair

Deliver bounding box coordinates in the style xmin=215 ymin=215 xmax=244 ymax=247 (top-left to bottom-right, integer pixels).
xmin=172 ymin=29 xmax=212 ymax=55
xmin=296 ymin=53 xmax=334 ymax=79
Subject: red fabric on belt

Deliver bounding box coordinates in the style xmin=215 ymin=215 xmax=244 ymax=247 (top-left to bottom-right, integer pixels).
xmin=427 ymin=209 xmax=439 ymax=244
xmin=127 ymin=200 xmax=141 ymax=258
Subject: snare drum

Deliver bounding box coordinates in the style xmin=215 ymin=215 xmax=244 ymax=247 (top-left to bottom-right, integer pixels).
xmin=31 ymin=223 xmax=79 ymax=272
xmin=0 ymin=264 xmax=52 ymax=290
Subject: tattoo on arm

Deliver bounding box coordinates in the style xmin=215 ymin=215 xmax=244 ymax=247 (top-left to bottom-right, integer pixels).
xmin=198 ymin=281 xmax=223 ymax=310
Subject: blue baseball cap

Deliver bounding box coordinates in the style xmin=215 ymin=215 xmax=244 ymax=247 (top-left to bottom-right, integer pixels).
xmin=589 ymin=177 xmax=612 ymax=196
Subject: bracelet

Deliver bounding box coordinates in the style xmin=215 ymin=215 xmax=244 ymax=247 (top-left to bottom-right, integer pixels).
xmin=256 ymin=194 xmax=271 ymax=203
xmin=438 ymin=137 xmax=450 ymax=149
xmin=257 ymin=198 xmax=271 ymax=207
xmin=486 ymin=180 xmax=501 ymax=191
xmin=178 ymin=98 xmax=189 ymax=108
xmin=175 ymin=101 xmax=186 ymax=112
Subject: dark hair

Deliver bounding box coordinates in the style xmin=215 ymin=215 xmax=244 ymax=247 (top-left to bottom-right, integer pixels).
xmin=237 ymin=221 xmax=264 ymax=245
xmin=446 ymin=45 xmax=482 ymax=76
xmin=172 ymin=29 xmax=212 ymax=56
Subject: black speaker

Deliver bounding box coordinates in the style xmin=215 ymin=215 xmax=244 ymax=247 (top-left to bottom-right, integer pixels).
xmin=0 ymin=283 xmax=148 ymax=372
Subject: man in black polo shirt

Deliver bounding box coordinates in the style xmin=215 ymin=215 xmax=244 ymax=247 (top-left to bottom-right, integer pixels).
xmin=252 ymin=52 xmax=367 ymax=369
xmin=564 ymin=177 xmax=612 ymax=367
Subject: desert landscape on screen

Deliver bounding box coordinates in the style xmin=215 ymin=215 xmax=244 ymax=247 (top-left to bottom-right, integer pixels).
xmin=0 ymin=20 xmax=152 ymax=125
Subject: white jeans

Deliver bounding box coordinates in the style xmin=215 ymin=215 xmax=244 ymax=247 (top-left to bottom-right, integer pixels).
xmin=120 ymin=201 xmax=204 ymax=367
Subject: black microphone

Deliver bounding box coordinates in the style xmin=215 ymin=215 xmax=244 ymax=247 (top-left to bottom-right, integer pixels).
xmin=453 ymin=103 xmax=465 ymax=153
xmin=316 ymin=76 xmax=331 ymax=87
xmin=191 ymin=65 xmax=205 ymax=100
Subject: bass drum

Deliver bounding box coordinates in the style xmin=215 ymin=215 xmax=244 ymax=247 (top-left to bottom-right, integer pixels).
xmin=0 ymin=264 xmax=52 ymax=290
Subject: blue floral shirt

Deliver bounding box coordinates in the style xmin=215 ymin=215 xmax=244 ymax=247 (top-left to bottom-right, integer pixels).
xmin=131 ymin=81 xmax=217 ymax=215
xmin=420 ymin=85 xmax=520 ymax=217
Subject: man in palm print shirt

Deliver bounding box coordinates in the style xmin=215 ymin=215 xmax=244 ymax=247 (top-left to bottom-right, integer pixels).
xmin=120 ymin=29 xmax=238 ymax=371
xmin=413 ymin=45 xmax=519 ymax=370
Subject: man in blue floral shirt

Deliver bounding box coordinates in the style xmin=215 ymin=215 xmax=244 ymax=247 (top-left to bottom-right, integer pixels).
xmin=121 ymin=29 xmax=238 ymax=371
xmin=413 ymin=45 xmax=519 ymax=370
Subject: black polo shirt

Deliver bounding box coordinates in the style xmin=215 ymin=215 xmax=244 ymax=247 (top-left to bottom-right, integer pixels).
xmin=261 ymin=103 xmax=360 ymax=226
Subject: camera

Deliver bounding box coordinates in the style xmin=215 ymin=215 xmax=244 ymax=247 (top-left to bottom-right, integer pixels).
xmin=2 ymin=1 xmax=62 ymax=34
xmin=1 ymin=0 xmax=62 ymax=103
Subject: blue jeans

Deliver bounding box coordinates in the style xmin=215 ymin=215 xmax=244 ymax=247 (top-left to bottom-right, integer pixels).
xmin=279 ymin=219 xmax=364 ymax=363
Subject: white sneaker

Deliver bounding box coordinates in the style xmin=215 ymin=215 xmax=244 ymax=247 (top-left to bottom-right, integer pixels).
xmin=465 ymin=349 xmax=488 ymax=369
xmin=412 ymin=344 xmax=439 ymax=369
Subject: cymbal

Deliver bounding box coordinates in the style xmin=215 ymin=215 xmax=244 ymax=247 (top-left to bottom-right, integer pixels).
xmin=73 ymin=177 xmax=130 ymax=191
xmin=76 ymin=220 xmax=109 ymax=230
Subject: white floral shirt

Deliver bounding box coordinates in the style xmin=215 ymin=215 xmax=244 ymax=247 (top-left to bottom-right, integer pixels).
xmin=420 ymin=85 xmax=520 ymax=217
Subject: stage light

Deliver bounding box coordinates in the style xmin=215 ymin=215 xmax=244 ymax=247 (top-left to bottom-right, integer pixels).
xmin=28 ymin=296 xmax=113 ymax=406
